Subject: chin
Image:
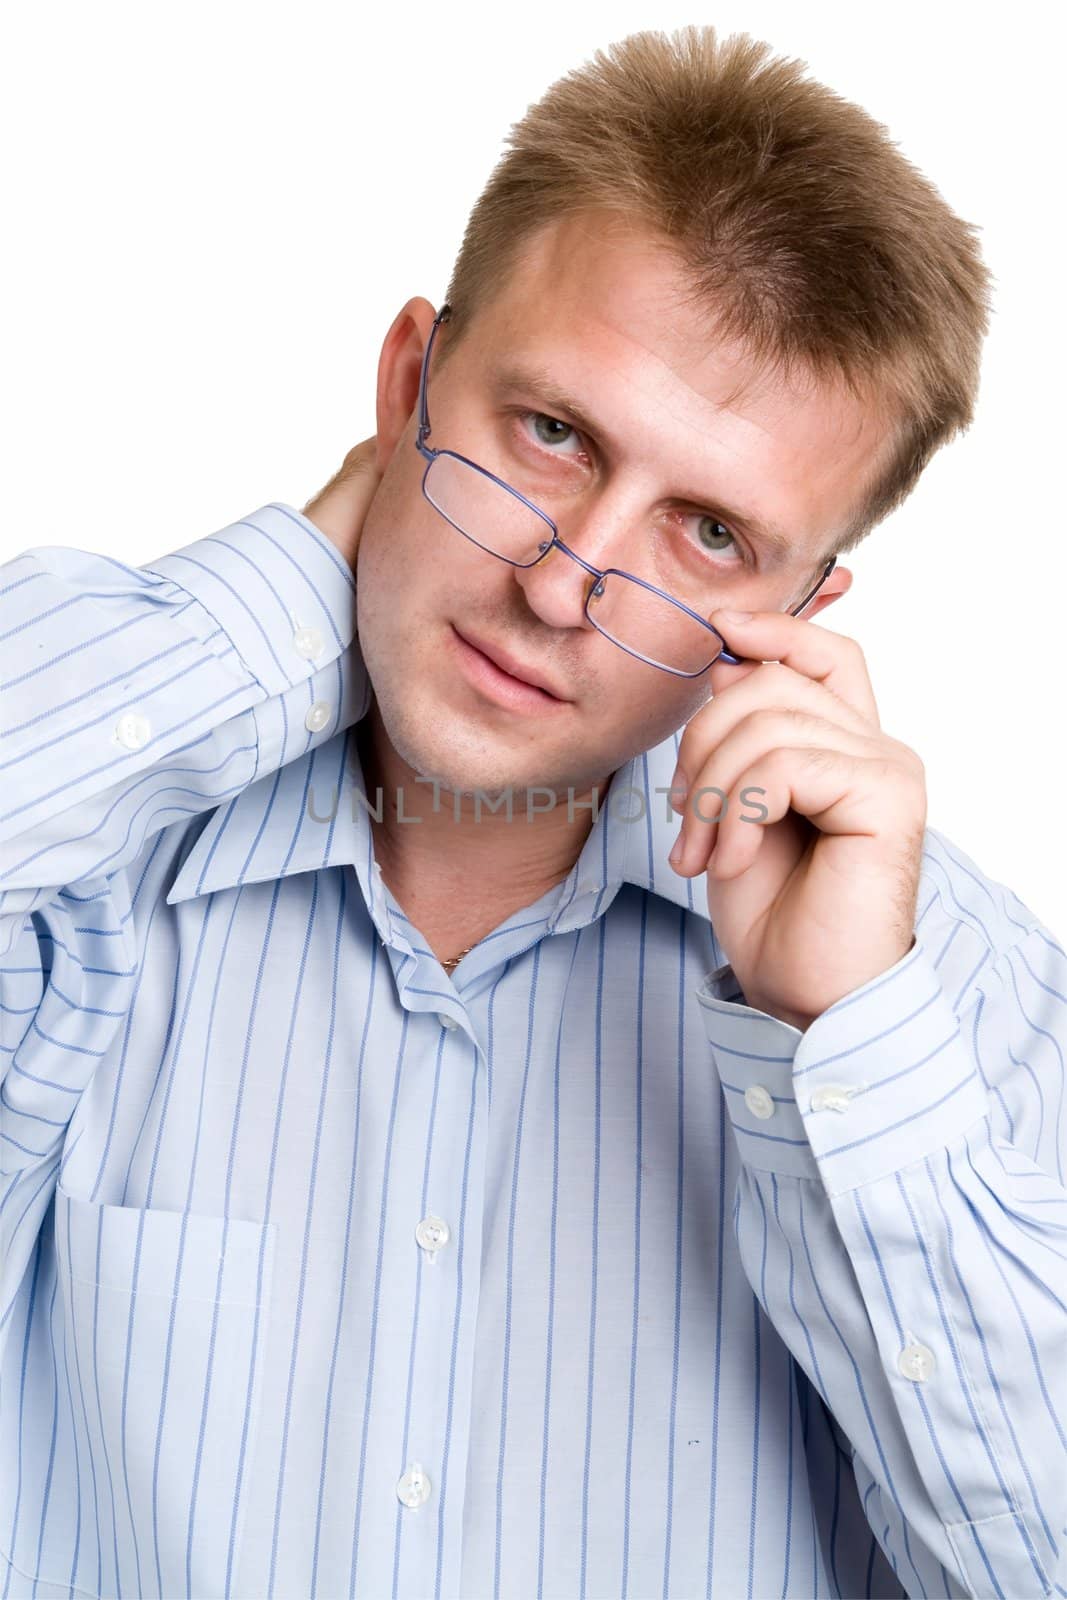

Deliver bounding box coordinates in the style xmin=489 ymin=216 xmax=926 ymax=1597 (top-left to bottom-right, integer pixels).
xmin=369 ymin=680 xmax=532 ymax=795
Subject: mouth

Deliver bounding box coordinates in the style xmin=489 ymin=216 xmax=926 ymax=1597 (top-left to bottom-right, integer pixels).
xmin=450 ymin=626 xmax=572 ymax=714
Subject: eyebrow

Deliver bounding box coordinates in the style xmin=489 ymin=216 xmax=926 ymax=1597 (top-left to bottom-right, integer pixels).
xmin=488 ymin=359 xmax=798 ymax=563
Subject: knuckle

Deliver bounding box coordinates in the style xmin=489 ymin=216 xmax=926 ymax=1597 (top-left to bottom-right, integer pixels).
xmin=758 ymin=662 xmax=793 ymax=688
xmin=781 ymin=705 xmax=825 ymax=736
xmin=750 ymin=705 xmax=791 ymax=735
xmin=881 ymin=736 xmax=925 ymax=779
xmin=898 ymin=740 xmax=925 ymax=774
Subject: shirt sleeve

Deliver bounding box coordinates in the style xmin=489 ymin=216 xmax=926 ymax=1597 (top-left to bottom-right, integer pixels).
xmin=696 ymin=920 xmax=1067 ymax=1600
xmin=0 ymin=501 xmax=367 ymax=1194
xmin=0 ymin=501 xmax=365 ymax=935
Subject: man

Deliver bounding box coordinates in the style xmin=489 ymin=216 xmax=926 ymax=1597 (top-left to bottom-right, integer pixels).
xmin=1 ymin=24 xmax=1063 ymax=1600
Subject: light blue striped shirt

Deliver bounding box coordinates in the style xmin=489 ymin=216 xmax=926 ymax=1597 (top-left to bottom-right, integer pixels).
xmin=2 ymin=502 xmax=1065 ymax=1600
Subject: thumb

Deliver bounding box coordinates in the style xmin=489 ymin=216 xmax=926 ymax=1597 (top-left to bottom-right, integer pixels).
xmin=301 ymin=435 xmax=383 ymax=572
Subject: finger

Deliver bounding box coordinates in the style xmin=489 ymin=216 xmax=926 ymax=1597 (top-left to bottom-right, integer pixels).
xmin=707 ymin=608 xmax=881 ymax=728
xmin=302 ymin=435 xmax=380 ymax=512
xmin=701 ymin=745 xmax=917 ymax=881
xmin=671 ymin=654 xmax=878 ymax=817
xmin=302 ymin=435 xmax=382 ymax=561
xmin=669 ymin=712 xmax=882 ymax=875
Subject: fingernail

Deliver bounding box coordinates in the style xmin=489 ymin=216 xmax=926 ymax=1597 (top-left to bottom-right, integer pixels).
xmin=669 ymin=762 xmax=688 ymax=809
xmin=668 ymin=832 xmax=685 ymax=868
xmin=716 ymin=609 xmax=752 ymax=624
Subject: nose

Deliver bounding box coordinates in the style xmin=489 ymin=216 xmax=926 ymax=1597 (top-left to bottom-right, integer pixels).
xmin=513 ymin=487 xmax=643 ymax=633
xmin=510 ymin=536 xmax=604 ymax=633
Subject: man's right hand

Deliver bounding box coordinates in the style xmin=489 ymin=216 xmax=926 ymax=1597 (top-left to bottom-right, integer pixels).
xmin=301 ymin=435 xmax=382 ymax=574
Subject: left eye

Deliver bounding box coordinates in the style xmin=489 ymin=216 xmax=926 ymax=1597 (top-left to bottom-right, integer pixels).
xmin=680 ymin=513 xmax=745 ymax=563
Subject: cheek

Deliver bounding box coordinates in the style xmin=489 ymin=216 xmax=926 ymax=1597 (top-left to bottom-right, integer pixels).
xmin=355 ymin=486 xmax=428 ymax=591
xmin=629 ymin=667 xmax=710 ymax=723
xmin=603 ymin=671 xmax=711 ymax=753
xmin=649 ymin=682 xmax=713 ymax=749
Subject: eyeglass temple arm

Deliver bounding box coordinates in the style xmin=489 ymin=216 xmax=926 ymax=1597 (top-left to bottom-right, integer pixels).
xmin=793 ymin=555 xmax=838 ymax=615
xmin=417 ymin=303 xmax=453 ymax=448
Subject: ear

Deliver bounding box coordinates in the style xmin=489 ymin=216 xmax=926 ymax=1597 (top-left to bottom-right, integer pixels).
xmin=373 ymin=296 xmax=441 ymax=472
xmin=800 ymin=564 xmax=853 ymax=620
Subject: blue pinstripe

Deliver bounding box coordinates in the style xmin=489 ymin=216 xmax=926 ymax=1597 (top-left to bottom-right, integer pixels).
xmin=2 ymin=503 xmax=1065 ymax=1599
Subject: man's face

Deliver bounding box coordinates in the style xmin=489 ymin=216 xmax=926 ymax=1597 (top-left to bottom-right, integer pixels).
xmin=355 ymin=211 xmax=883 ymax=802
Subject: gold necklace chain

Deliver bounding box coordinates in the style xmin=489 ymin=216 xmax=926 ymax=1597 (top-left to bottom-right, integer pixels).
xmin=441 ymin=943 xmax=476 ymax=973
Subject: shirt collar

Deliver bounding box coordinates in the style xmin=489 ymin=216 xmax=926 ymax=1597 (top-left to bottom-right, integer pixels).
xmin=166 ymin=721 xmax=708 ymax=923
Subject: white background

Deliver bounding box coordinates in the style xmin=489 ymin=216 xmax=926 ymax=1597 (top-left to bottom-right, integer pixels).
xmin=2 ymin=1 xmax=1063 ymax=932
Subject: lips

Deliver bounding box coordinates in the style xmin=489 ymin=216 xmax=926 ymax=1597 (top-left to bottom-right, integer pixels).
xmin=455 ymin=628 xmax=568 ymax=701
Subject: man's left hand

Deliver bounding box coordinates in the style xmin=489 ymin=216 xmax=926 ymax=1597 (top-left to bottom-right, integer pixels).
xmin=668 ymin=607 xmax=927 ymax=1032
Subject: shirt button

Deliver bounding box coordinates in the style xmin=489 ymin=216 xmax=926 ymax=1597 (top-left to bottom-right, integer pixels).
xmin=810 ymin=1083 xmax=860 ymax=1113
xmin=898 ymin=1341 xmax=936 ymax=1381
xmin=304 ymin=700 xmax=332 ymax=733
xmin=293 ymin=624 xmax=324 ymax=660
xmin=115 ymin=711 xmax=151 ymax=750
xmin=415 ymin=1215 xmax=451 ymax=1256
xmin=396 ymin=1462 xmax=431 ymax=1508
xmin=744 ymin=1084 xmax=775 ymax=1120
xmin=437 ymin=1012 xmax=458 ymax=1031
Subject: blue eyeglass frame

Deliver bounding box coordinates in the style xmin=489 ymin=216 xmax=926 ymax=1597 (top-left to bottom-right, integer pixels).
xmin=414 ymin=302 xmax=838 ymax=674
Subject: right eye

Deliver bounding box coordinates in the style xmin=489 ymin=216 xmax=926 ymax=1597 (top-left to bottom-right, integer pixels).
xmin=514 ymin=410 xmax=587 ymax=461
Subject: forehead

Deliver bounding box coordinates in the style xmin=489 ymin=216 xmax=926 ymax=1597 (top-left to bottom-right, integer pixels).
xmin=462 ymin=211 xmax=894 ymax=551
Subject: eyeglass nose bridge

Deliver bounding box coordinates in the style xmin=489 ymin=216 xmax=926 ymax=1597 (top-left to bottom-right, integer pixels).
xmin=531 ymin=530 xmax=610 ymax=603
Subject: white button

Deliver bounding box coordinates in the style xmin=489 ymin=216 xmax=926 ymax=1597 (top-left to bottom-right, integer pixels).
xmin=304 ymin=700 xmax=332 ymax=732
xmin=810 ymin=1083 xmax=862 ymax=1114
xmin=437 ymin=1012 xmax=457 ymax=1031
xmin=115 ymin=712 xmax=151 ymax=750
xmin=396 ymin=1461 xmax=431 ymax=1508
xmin=293 ymin=624 xmax=324 ymax=660
xmin=744 ymin=1084 xmax=775 ymax=1119
xmin=415 ymin=1215 xmax=451 ymax=1255
xmin=897 ymin=1340 xmax=936 ymax=1382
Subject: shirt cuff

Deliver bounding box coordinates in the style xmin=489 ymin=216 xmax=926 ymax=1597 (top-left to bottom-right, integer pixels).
xmin=143 ymin=502 xmax=357 ymax=698
xmin=696 ymin=933 xmax=990 ymax=1195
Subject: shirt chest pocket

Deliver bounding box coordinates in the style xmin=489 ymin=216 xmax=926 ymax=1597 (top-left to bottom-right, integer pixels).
xmin=52 ymin=1181 xmax=276 ymax=1600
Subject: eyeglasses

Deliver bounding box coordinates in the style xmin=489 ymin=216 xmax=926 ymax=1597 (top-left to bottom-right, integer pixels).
xmin=415 ymin=303 xmax=838 ymax=675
